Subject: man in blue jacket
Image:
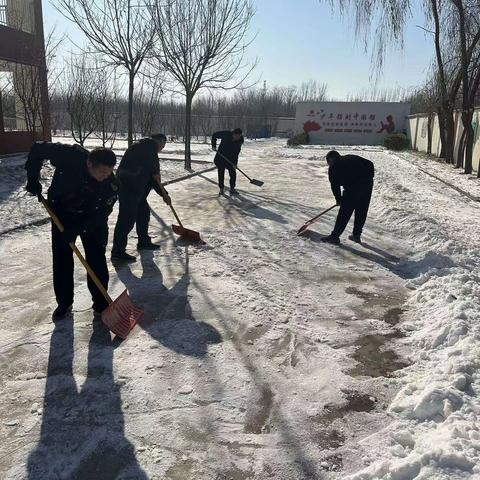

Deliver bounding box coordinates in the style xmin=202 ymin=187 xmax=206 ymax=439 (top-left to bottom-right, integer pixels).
xmin=25 ymin=143 xmax=119 ymax=320
xmin=212 ymin=128 xmax=244 ymax=195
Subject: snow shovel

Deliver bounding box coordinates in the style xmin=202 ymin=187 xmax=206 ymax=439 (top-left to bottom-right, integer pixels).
xmin=297 ymin=204 xmax=338 ymax=236
xmin=215 ymin=151 xmax=264 ymax=187
xmin=169 ymin=203 xmax=204 ymax=243
xmin=156 ymin=182 xmax=204 ymax=243
xmin=39 ymin=194 xmax=143 ymax=339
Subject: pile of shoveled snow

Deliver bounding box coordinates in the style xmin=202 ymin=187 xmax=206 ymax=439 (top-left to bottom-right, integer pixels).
xmin=347 ymin=151 xmax=480 ymax=479
xmin=396 ymin=150 xmax=480 ymax=201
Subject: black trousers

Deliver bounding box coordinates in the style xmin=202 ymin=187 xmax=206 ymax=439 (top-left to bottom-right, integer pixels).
xmin=112 ymin=188 xmax=151 ymax=253
xmin=217 ymin=165 xmax=237 ymax=189
xmin=331 ymin=181 xmax=373 ymax=238
xmin=52 ymin=222 xmax=109 ymax=312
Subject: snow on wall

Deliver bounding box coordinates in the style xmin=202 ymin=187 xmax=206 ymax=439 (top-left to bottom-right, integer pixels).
xmin=295 ymin=102 xmax=411 ymax=145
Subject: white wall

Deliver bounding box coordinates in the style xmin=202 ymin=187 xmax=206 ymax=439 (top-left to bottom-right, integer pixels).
xmin=295 ymin=101 xmax=411 ymax=145
xmin=407 ymin=108 xmax=480 ymax=172
xmin=275 ymin=117 xmax=295 ymax=137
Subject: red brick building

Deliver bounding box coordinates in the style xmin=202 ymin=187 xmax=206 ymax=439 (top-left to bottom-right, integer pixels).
xmin=0 ymin=0 xmax=50 ymax=154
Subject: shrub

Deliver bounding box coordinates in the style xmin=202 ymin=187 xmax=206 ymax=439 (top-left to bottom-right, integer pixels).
xmin=287 ymin=131 xmax=309 ymax=146
xmin=384 ymin=133 xmax=410 ymax=151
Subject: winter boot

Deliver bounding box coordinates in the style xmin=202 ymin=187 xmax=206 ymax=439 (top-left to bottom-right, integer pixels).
xmin=137 ymin=241 xmax=160 ymax=251
xmin=320 ymin=235 xmax=340 ymax=245
xmin=230 ymin=188 xmax=239 ymax=195
xmin=111 ymin=251 xmax=137 ymax=263
xmin=52 ymin=304 xmax=73 ymax=321
xmin=218 ymin=188 xmax=225 ymax=196
xmin=348 ymin=234 xmax=362 ymax=243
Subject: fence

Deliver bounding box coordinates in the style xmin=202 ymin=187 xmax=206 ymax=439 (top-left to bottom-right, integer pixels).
xmin=407 ymin=108 xmax=480 ymax=172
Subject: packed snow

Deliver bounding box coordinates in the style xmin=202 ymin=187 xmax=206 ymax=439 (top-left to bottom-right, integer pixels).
xmin=0 ymin=138 xmax=215 ymax=234
xmin=0 ymin=139 xmax=479 ymax=479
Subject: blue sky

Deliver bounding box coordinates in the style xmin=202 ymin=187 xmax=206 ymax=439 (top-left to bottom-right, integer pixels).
xmin=42 ymin=0 xmax=434 ymax=99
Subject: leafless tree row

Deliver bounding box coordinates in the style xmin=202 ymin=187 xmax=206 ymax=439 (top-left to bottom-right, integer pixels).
xmin=55 ymin=0 xmax=257 ymax=168
xmin=49 ymin=77 xmax=329 ymax=144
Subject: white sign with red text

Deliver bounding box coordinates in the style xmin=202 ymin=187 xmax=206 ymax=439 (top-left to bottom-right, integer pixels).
xmin=295 ymin=101 xmax=411 ymax=145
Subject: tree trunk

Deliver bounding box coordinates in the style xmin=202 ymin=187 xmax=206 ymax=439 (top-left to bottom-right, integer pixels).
xmin=463 ymin=112 xmax=474 ymax=174
xmin=431 ymin=0 xmax=453 ymax=163
xmin=444 ymin=107 xmax=456 ymax=164
xmin=453 ymin=0 xmax=472 ymax=172
xmin=456 ymin=128 xmax=466 ymax=169
xmin=427 ymin=114 xmax=433 ymax=155
xmin=184 ymin=93 xmax=193 ymax=170
xmin=438 ymin=108 xmax=446 ymax=159
xmin=128 ymin=70 xmax=135 ymax=147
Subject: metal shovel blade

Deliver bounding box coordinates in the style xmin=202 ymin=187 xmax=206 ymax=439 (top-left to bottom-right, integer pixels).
xmin=249 ymin=178 xmax=264 ymax=187
xmin=172 ymin=224 xmax=203 ymax=243
xmin=101 ymin=290 xmax=144 ymax=339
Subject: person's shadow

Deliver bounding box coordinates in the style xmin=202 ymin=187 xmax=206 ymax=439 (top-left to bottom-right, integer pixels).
xmin=114 ymin=248 xmax=222 ymax=357
xmin=27 ymin=316 xmax=148 ymax=479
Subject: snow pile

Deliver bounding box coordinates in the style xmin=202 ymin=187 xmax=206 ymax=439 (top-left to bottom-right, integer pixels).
xmin=397 ymin=150 xmax=480 ymax=201
xmin=348 ymin=152 xmax=480 ymax=479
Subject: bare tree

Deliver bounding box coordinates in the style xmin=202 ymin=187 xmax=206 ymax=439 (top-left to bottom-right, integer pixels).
xmin=449 ymin=0 xmax=480 ymax=173
xmin=1 ymin=21 xmax=62 ymax=139
xmin=95 ymin=67 xmax=121 ymax=148
xmin=297 ymin=80 xmax=328 ymax=102
xmin=63 ymin=56 xmax=100 ymax=146
xmin=56 ymin=0 xmax=155 ymax=146
xmin=324 ymin=0 xmax=411 ymax=74
xmin=133 ymin=73 xmax=164 ymax=138
xmin=6 ymin=64 xmax=43 ymax=136
xmin=150 ymin=0 xmax=256 ymax=169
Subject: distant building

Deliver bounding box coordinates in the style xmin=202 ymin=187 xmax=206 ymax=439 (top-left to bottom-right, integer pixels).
xmin=295 ymin=102 xmax=411 ymax=146
xmin=0 ymin=0 xmax=50 ymax=154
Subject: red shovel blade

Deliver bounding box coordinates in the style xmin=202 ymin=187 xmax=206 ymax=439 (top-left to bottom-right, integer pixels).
xmin=297 ymin=223 xmax=311 ymax=236
xmin=102 ymin=289 xmax=144 ymax=339
xmin=172 ymin=224 xmax=204 ymax=243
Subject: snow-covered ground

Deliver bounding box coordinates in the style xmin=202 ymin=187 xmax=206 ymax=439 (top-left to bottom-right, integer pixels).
xmin=51 ymin=135 xmax=215 ymax=162
xmin=395 ymin=150 xmax=480 ymax=201
xmin=0 ymin=140 xmax=215 ymax=234
xmin=0 ymin=139 xmax=479 ymax=479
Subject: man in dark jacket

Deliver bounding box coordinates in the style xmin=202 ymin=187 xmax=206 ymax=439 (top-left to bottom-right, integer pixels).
xmin=212 ymin=128 xmax=244 ymax=195
xmin=321 ymin=150 xmax=375 ymax=245
xmin=25 ymin=143 xmax=119 ymax=320
xmin=112 ymin=134 xmax=171 ymax=263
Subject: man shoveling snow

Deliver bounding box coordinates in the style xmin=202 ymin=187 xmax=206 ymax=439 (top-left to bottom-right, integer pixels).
xmin=25 ymin=143 xmax=119 ymax=321
xmin=112 ymin=134 xmax=172 ymax=263
xmin=212 ymin=128 xmax=244 ymax=196
xmin=321 ymin=150 xmax=375 ymax=245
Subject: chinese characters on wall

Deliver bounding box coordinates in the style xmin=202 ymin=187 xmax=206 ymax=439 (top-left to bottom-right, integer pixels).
xmin=303 ymin=109 xmax=396 ymax=135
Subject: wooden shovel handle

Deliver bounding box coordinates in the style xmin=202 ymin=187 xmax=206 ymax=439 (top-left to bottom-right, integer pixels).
xmin=305 ymin=204 xmax=338 ymax=225
xmin=39 ymin=194 xmax=113 ymax=304
xmin=169 ymin=204 xmax=184 ymax=228
xmin=216 ymin=151 xmax=252 ymax=182
xmin=154 ymin=178 xmax=184 ymax=228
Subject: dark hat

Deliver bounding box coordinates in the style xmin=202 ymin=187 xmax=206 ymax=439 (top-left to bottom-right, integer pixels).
xmin=232 ymin=128 xmax=243 ymax=135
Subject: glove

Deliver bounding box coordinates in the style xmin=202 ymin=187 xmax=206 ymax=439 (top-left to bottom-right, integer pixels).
xmin=212 ymin=146 xmax=217 ymax=151
xmin=26 ymin=179 xmax=42 ymax=196
xmin=62 ymin=228 xmax=78 ymax=244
